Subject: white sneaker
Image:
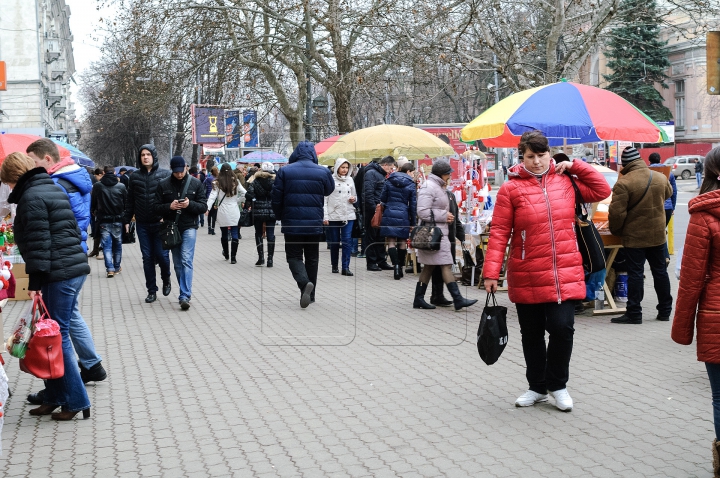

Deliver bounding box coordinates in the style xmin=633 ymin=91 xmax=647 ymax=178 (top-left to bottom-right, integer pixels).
xmin=515 ymin=390 xmax=548 ymax=407
xmin=549 ymin=388 xmax=573 ymax=412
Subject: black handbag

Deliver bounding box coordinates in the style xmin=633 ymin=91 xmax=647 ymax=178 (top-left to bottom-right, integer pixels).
xmin=461 ymin=245 xmax=483 ymax=286
xmin=410 ymin=210 xmax=443 ymax=251
xmin=567 ymin=174 xmax=606 ymax=274
xmin=122 ymin=221 xmax=136 ymax=244
xmin=477 ymin=293 xmax=508 ymax=366
xmin=351 ymin=207 xmax=364 ymax=239
xmin=160 ymin=175 xmax=191 ymax=250
xmin=239 ymin=208 xmax=253 ymax=228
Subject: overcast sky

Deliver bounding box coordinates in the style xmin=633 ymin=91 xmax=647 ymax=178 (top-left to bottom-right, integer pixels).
xmin=66 ymin=0 xmax=116 ymax=118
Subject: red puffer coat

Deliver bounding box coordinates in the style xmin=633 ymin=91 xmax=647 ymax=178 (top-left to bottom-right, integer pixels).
xmin=484 ymin=160 xmax=611 ymax=304
xmin=671 ymin=190 xmax=720 ymax=363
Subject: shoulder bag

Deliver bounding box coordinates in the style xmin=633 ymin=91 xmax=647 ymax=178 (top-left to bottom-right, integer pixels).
xmin=212 ymin=192 xmax=226 ymax=210
xmin=370 ymin=203 xmax=384 ymax=228
xmin=410 ymin=209 xmax=443 ymax=251
xmin=160 ymin=175 xmax=191 ymax=250
xmin=19 ymin=295 xmax=64 ymax=380
xmin=566 ymin=174 xmax=605 ymax=273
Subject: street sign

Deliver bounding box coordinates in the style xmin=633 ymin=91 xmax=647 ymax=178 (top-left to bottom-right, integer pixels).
xmin=0 ymin=61 xmax=6 ymax=91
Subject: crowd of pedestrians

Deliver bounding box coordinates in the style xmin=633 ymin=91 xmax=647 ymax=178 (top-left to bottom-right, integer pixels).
xmin=7 ymin=131 xmax=720 ymax=475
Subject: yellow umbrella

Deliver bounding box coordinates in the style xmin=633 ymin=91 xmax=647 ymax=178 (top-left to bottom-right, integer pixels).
xmin=318 ymin=124 xmax=456 ymax=165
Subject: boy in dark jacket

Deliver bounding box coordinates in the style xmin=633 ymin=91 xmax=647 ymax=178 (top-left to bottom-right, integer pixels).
xmin=92 ymin=166 xmax=127 ymax=277
xmin=272 ymin=141 xmax=334 ymax=308
xmin=155 ymin=156 xmax=207 ymax=310
xmin=124 ymin=144 xmax=172 ymax=303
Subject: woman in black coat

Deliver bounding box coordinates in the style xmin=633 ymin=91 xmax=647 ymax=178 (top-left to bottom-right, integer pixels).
xmin=245 ymin=163 xmax=277 ymax=267
xmin=2 ymin=153 xmax=91 ymax=421
xmin=379 ymin=162 xmax=417 ymax=280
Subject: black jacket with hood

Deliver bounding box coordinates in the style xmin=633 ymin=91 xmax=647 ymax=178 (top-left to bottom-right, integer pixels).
xmin=124 ymin=144 xmax=171 ymax=224
xmin=245 ymin=170 xmax=276 ymax=221
xmin=9 ymin=168 xmax=90 ymax=290
xmin=362 ymin=161 xmax=387 ymax=214
xmin=92 ymin=173 xmax=127 ymax=223
xmin=155 ymin=173 xmax=208 ymax=232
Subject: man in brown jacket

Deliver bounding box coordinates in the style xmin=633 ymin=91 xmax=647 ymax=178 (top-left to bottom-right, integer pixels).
xmin=608 ymin=147 xmax=673 ymax=324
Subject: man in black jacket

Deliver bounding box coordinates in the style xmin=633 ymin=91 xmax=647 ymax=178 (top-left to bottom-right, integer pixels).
xmin=118 ymin=167 xmax=130 ymax=188
xmin=155 ymin=156 xmax=207 ymax=310
xmin=92 ymin=166 xmax=127 ymax=278
xmin=363 ymin=156 xmax=396 ymax=271
xmin=124 ymin=144 xmax=172 ymax=303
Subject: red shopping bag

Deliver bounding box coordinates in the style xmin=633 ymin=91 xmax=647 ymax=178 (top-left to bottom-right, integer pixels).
xmin=19 ymin=295 xmax=64 ymax=379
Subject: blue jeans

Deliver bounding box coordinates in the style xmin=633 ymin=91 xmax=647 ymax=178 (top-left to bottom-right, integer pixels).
xmin=707 ymin=362 xmax=720 ymax=439
xmin=41 ymin=275 xmax=91 ymax=412
xmin=170 ymin=228 xmax=197 ymax=301
xmin=136 ymin=222 xmax=171 ymax=294
xmin=326 ymin=220 xmax=354 ymax=270
xmin=70 ymin=301 xmax=102 ymax=370
xmin=100 ymin=222 xmax=123 ymax=272
xmin=220 ymin=226 xmax=239 ymax=242
xmin=697 ymin=172 xmax=703 ymax=188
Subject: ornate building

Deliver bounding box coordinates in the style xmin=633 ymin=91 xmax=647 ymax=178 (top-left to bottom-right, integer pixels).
xmin=0 ymin=0 xmax=77 ymax=142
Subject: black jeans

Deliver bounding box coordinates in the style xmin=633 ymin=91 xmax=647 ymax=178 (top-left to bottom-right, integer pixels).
xmin=516 ymin=301 xmax=575 ymax=394
xmin=284 ymin=234 xmax=321 ymax=299
xmin=363 ymin=208 xmax=386 ymax=267
xmin=208 ymin=208 xmax=217 ymax=230
xmin=624 ymin=244 xmax=673 ymax=319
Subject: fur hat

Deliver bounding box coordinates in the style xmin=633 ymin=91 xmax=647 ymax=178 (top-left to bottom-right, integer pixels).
xmin=261 ymin=162 xmax=275 ymax=172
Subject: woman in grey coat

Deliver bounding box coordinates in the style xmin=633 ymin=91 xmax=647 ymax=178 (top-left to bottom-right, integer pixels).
xmin=414 ymin=161 xmax=478 ymax=311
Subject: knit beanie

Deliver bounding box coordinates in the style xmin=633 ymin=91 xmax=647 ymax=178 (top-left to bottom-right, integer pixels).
xmin=621 ymin=147 xmax=642 ymax=166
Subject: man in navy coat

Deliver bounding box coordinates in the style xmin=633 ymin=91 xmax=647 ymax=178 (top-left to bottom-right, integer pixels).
xmin=272 ymin=141 xmax=334 ymax=308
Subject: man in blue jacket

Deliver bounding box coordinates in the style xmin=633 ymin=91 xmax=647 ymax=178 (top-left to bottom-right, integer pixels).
xmin=272 ymin=141 xmax=334 ymax=308
xmin=25 ymin=138 xmax=106 ymax=405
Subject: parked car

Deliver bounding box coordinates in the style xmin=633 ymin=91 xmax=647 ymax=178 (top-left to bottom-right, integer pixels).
xmin=663 ymin=155 xmax=705 ymax=180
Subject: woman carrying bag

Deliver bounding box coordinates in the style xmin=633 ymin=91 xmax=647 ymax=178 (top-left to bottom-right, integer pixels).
xmin=245 ymin=162 xmax=277 ymax=267
xmin=413 ymin=161 xmax=477 ymax=311
xmin=2 ymin=152 xmax=92 ymax=420
xmin=206 ymin=163 xmax=245 ymax=264
xmin=379 ymin=161 xmax=416 ymax=280
xmin=483 ymin=131 xmax=610 ymax=412
xmin=323 ymin=158 xmax=357 ymax=276
xmin=671 ymin=148 xmax=720 ymax=475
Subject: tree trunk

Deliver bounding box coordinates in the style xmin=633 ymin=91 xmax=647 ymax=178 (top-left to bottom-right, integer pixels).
xmin=173 ymin=103 xmax=185 ymax=157
xmin=333 ymin=87 xmax=354 ymax=134
xmin=191 ymin=143 xmax=199 ymax=167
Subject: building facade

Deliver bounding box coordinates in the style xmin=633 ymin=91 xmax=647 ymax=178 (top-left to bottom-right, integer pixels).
xmin=0 ymin=0 xmax=76 ymax=142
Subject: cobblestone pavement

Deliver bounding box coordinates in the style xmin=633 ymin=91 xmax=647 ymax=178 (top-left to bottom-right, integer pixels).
xmin=0 ymin=229 xmax=712 ymax=477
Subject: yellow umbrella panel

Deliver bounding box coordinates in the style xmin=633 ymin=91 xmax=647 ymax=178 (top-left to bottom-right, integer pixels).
xmin=318 ymin=124 xmax=456 ymax=165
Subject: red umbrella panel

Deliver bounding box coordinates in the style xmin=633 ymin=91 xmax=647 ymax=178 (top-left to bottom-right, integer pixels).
xmin=0 ymin=133 xmax=72 ymax=165
xmin=314 ymin=135 xmax=344 ymax=156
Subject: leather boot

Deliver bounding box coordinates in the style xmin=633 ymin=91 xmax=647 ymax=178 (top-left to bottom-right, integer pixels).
xmin=266 ymin=241 xmax=275 ymax=268
xmin=255 ymin=238 xmax=264 ymax=266
xmin=221 ymin=237 xmax=229 ymax=260
xmin=413 ymin=282 xmax=436 ymax=309
xmin=713 ymin=439 xmax=720 ymax=477
xmin=430 ymin=272 xmax=453 ymax=307
xmin=446 ymin=282 xmax=478 ymax=311
xmin=88 ymin=236 xmax=101 ymax=257
xmin=397 ymin=249 xmax=407 ymax=278
xmin=231 ymin=239 xmax=239 ymax=264
xmin=387 ymin=247 xmax=401 ymax=280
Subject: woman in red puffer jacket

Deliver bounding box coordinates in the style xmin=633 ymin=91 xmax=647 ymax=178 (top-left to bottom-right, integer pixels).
xmin=671 ymin=147 xmax=720 ymax=476
xmin=484 ymin=131 xmax=610 ymax=413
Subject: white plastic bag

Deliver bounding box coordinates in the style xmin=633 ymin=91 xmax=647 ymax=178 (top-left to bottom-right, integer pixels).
xmin=0 ymin=364 xmax=8 ymax=455
xmin=675 ymin=247 xmax=683 ymax=280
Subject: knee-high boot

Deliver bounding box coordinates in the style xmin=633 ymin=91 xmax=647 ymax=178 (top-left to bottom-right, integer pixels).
xmin=221 ymin=236 xmax=229 ymax=260
xmin=231 ymin=239 xmax=239 ymax=264
xmin=446 ymin=282 xmax=478 ymax=311
xmin=397 ymin=249 xmax=407 ymax=279
xmin=267 ymin=241 xmax=275 ymax=268
xmin=413 ymin=282 xmax=435 ymax=309
xmin=255 ymin=236 xmax=265 ymax=266
xmin=388 ymin=247 xmax=401 ymax=280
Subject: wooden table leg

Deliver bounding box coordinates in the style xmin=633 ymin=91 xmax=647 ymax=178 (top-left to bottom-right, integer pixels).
xmin=593 ymin=245 xmax=626 ymax=316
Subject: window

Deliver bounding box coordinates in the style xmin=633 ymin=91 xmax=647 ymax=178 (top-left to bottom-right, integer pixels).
xmin=675 ymin=96 xmax=685 ymax=128
xmin=675 ymin=80 xmax=685 ymax=94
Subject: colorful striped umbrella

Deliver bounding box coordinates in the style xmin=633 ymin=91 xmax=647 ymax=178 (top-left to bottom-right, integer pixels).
xmin=460 ymin=81 xmax=669 ymax=147
xmin=51 ymin=139 xmax=95 ymax=168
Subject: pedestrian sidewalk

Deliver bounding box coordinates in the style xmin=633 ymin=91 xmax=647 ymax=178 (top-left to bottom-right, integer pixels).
xmin=0 ymin=231 xmax=711 ymax=477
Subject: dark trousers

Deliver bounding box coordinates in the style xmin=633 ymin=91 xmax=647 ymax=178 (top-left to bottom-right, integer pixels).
xmin=136 ymin=222 xmax=171 ymax=294
xmin=516 ymin=301 xmax=575 ymax=394
xmin=707 ymin=362 xmax=720 ymax=440
xmin=208 ymin=208 xmax=217 ymax=230
xmin=284 ymin=234 xmax=321 ymax=299
xmin=624 ymin=244 xmax=673 ymax=319
xmin=363 ymin=209 xmax=386 ymax=267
